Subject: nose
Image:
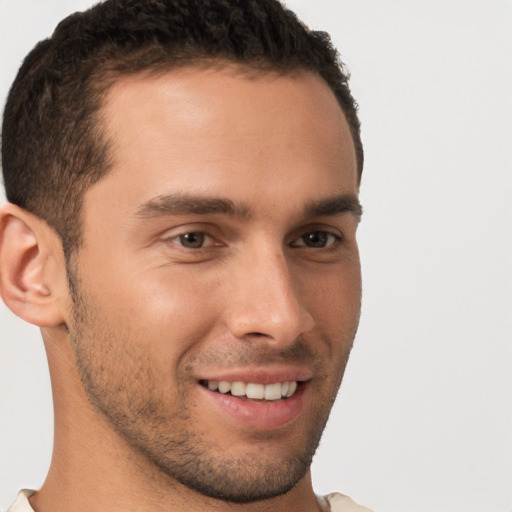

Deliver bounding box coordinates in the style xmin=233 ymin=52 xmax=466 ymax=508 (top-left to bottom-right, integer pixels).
xmin=223 ymin=245 xmax=315 ymax=348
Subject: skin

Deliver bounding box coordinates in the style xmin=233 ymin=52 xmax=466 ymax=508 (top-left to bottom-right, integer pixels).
xmin=0 ymin=65 xmax=361 ymax=512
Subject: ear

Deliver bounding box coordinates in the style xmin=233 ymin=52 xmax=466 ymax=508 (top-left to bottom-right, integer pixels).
xmin=0 ymin=203 xmax=69 ymax=327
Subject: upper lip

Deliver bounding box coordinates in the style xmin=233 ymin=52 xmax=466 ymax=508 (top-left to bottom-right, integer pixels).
xmin=196 ymin=366 xmax=313 ymax=385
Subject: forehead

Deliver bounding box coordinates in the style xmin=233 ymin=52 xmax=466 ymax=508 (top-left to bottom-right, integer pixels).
xmin=87 ymin=65 xmax=357 ymax=217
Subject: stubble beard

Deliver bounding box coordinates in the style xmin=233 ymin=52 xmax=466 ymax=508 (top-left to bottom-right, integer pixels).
xmin=66 ymin=270 xmax=355 ymax=504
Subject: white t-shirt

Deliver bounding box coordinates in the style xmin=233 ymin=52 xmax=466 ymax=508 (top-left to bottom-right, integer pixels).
xmin=7 ymin=489 xmax=375 ymax=511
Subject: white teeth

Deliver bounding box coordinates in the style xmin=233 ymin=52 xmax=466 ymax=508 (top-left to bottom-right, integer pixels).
xmin=208 ymin=380 xmax=219 ymax=391
xmin=204 ymin=380 xmax=299 ymax=400
xmin=264 ymin=383 xmax=282 ymax=400
xmin=218 ymin=381 xmax=231 ymax=393
xmin=230 ymin=381 xmax=246 ymax=396
xmin=246 ymin=383 xmax=265 ymax=399
xmin=286 ymin=381 xmax=297 ymax=398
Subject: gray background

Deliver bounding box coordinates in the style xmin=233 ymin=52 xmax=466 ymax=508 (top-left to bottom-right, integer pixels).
xmin=1 ymin=1 xmax=511 ymax=511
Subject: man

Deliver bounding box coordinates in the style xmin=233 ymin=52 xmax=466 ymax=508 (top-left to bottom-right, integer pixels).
xmin=0 ymin=0 xmax=371 ymax=511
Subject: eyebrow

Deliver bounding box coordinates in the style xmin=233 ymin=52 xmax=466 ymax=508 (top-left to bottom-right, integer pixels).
xmin=136 ymin=194 xmax=251 ymax=219
xmin=135 ymin=193 xmax=362 ymax=221
xmin=303 ymin=194 xmax=363 ymax=221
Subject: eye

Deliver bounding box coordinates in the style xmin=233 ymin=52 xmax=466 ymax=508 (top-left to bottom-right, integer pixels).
xmin=169 ymin=232 xmax=211 ymax=249
xmin=291 ymin=231 xmax=341 ymax=248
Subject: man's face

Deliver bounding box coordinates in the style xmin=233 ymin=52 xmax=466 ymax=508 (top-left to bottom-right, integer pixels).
xmin=68 ymin=66 xmax=361 ymax=502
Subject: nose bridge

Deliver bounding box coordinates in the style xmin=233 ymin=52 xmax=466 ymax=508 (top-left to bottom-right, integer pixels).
xmin=225 ymin=241 xmax=314 ymax=345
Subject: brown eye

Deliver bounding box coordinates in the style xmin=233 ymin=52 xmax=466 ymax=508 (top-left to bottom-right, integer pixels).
xmin=176 ymin=232 xmax=206 ymax=248
xmin=291 ymin=231 xmax=340 ymax=248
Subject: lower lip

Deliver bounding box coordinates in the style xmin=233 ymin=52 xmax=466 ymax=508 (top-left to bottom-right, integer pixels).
xmin=198 ymin=383 xmax=307 ymax=430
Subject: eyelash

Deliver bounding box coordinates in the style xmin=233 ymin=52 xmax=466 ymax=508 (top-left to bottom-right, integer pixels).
xmin=166 ymin=232 xmax=217 ymax=249
xmin=165 ymin=229 xmax=343 ymax=250
xmin=290 ymin=231 xmax=342 ymax=249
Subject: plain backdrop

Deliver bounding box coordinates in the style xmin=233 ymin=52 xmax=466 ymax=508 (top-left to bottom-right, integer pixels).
xmin=1 ymin=1 xmax=511 ymax=511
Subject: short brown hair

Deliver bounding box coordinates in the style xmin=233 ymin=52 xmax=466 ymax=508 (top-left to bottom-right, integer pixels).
xmin=2 ymin=0 xmax=363 ymax=258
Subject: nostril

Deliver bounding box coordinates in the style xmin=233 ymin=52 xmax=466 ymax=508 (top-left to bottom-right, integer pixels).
xmin=247 ymin=332 xmax=267 ymax=337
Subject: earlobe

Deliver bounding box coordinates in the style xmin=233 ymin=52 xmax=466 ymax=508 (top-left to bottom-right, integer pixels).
xmin=0 ymin=203 xmax=68 ymax=327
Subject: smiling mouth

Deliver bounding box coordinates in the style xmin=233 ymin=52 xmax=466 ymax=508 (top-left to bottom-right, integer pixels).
xmin=199 ymin=380 xmax=301 ymax=401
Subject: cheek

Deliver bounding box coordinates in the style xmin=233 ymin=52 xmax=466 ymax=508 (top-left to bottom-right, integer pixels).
xmin=298 ymin=262 xmax=362 ymax=327
xmin=86 ymin=265 xmax=224 ymax=365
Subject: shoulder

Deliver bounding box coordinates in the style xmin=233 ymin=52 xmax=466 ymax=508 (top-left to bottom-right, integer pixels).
xmin=5 ymin=490 xmax=35 ymax=512
xmin=6 ymin=489 xmax=375 ymax=512
xmin=325 ymin=492 xmax=375 ymax=512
